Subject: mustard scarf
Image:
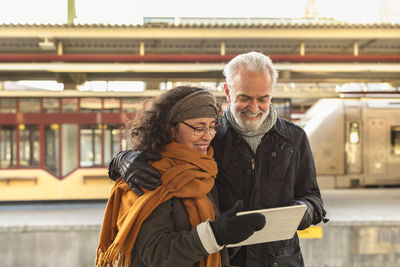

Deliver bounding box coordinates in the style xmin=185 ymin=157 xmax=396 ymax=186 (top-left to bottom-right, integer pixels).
xmin=96 ymin=142 xmax=221 ymax=267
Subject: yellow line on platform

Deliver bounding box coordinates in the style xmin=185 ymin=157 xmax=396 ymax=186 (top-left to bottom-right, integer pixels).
xmin=297 ymin=226 xmax=323 ymax=239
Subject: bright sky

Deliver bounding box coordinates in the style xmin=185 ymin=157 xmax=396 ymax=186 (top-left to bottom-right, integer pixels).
xmin=0 ymin=0 xmax=399 ymax=24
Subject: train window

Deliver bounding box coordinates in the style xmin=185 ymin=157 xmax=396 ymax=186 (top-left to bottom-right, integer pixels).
xmin=122 ymin=98 xmax=143 ymax=113
xmin=43 ymin=98 xmax=60 ymax=113
xmin=104 ymin=125 xmax=120 ymax=165
xmin=80 ymin=98 xmax=102 ymax=113
xmin=19 ymin=124 xmax=40 ymax=167
xmin=0 ymin=98 xmax=16 ymax=113
xmin=61 ymin=98 xmax=78 ymax=113
xmin=391 ymin=127 xmax=400 ymax=156
xmin=349 ymin=122 xmax=360 ymax=144
xmin=80 ymin=124 xmax=102 ymax=167
xmin=0 ymin=125 xmax=16 ymax=168
xmin=20 ymin=98 xmax=40 ymax=113
xmin=104 ymin=98 xmax=121 ymax=113
xmin=44 ymin=124 xmax=59 ymax=175
xmin=62 ymin=124 xmax=78 ymax=176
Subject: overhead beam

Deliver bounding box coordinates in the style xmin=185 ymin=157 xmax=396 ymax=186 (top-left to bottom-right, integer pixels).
xmin=1 ymin=72 xmax=399 ymax=83
xmin=0 ymin=87 xmax=340 ymax=99
xmin=139 ymin=41 xmax=145 ymax=55
xmin=1 ymin=26 xmax=400 ymax=39
xmin=1 ymin=62 xmax=400 ymax=73
xmin=220 ymin=41 xmax=226 ymax=56
xmin=300 ymin=42 xmax=306 ymax=56
xmin=353 ymin=42 xmax=359 ymax=56
xmin=1 ymin=53 xmax=400 ymax=63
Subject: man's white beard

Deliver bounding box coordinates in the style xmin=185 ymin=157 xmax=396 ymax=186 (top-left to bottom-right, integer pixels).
xmin=231 ymin=107 xmax=269 ymax=132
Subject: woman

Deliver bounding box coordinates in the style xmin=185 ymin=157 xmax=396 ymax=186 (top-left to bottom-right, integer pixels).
xmin=96 ymin=86 xmax=264 ymax=267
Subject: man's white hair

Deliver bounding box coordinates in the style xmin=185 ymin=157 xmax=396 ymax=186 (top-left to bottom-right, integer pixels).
xmin=223 ymin=51 xmax=279 ymax=90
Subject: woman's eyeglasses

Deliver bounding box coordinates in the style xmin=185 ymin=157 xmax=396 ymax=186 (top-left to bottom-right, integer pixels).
xmin=180 ymin=121 xmax=219 ymax=136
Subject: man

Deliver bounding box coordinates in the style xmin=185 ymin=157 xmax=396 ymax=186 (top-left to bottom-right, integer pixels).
xmin=108 ymin=52 xmax=327 ymax=267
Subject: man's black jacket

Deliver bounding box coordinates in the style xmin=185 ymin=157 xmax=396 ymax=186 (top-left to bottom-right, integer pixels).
xmin=211 ymin=113 xmax=326 ymax=267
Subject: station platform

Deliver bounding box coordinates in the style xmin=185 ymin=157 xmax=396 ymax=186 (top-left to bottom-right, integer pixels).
xmin=1 ymin=189 xmax=400 ymax=267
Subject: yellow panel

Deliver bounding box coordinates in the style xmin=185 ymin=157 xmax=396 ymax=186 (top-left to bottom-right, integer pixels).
xmin=297 ymin=226 xmax=323 ymax=239
xmin=0 ymin=168 xmax=114 ymax=201
xmin=0 ymin=169 xmax=60 ymax=201
xmin=60 ymin=168 xmax=113 ymax=200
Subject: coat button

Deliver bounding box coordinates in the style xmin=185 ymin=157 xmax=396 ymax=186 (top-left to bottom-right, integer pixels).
xmin=273 ymin=262 xmax=278 ymax=267
xmin=272 ymin=151 xmax=276 ymax=157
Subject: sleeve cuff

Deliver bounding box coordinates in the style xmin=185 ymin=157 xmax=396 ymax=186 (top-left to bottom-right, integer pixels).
xmin=196 ymin=220 xmax=224 ymax=254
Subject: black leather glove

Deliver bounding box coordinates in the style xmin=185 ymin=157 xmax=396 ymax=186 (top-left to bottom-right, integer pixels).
xmin=108 ymin=150 xmax=162 ymax=196
xmin=293 ymin=199 xmax=314 ymax=230
xmin=210 ymin=200 xmax=266 ymax=246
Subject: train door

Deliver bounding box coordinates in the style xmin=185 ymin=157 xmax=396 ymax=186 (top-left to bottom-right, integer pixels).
xmin=389 ymin=126 xmax=400 ymax=183
xmin=387 ymin=102 xmax=400 ymax=184
xmin=365 ymin=118 xmax=387 ymax=177
xmin=344 ymin=101 xmax=362 ymax=175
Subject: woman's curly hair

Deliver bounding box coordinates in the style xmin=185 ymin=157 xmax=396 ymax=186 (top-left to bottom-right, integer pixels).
xmin=124 ymin=86 xmax=218 ymax=153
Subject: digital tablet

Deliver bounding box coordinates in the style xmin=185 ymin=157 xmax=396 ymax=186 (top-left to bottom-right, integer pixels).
xmin=226 ymin=204 xmax=307 ymax=247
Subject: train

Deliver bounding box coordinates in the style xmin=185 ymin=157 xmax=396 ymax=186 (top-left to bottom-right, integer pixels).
xmin=300 ymin=95 xmax=400 ymax=188
xmin=2 ymin=89 xmax=398 ymax=201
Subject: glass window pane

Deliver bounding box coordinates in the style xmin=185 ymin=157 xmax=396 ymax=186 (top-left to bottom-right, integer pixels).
xmin=104 ymin=125 xmax=120 ymax=165
xmin=0 ymin=125 xmax=16 ymax=168
xmin=62 ymin=124 xmax=78 ymax=176
xmin=43 ymin=98 xmax=60 ymax=113
xmin=0 ymin=98 xmax=16 ymax=113
xmin=61 ymin=98 xmax=78 ymax=113
xmin=104 ymin=98 xmax=120 ymax=113
xmin=44 ymin=124 xmax=59 ymax=175
xmin=20 ymin=98 xmax=40 ymax=113
xmin=80 ymin=98 xmax=102 ymax=113
xmin=349 ymin=122 xmax=360 ymax=144
xmin=19 ymin=125 xmax=40 ymax=167
xmin=391 ymin=126 xmax=400 ymax=156
xmin=80 ymin=124 xmax=102 ymax=167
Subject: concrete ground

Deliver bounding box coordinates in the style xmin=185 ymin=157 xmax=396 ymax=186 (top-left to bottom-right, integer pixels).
xmin=1 ymin=189 xmax=400 ymax=267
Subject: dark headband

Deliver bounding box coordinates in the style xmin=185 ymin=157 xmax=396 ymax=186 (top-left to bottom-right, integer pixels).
xmin=166 ymin=90 xmax=218 ymax=124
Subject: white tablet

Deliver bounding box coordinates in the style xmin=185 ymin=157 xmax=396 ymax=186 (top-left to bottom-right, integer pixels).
xmin=226 ymin=204 xmax=307 ymax=247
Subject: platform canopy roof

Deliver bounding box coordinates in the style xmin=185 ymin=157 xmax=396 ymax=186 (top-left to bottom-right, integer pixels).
xmin=1 ymin=18 xmax=400 ymax=85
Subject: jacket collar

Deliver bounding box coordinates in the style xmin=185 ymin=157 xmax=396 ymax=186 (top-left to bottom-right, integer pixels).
xmin=215 ymin=110 xmax=231 ymax=139
xmin=271 ymin=116 xmax=291 ymax=140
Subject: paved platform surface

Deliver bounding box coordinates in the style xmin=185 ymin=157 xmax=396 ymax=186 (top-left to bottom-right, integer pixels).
xmin=0 ymin=201 xmax=106 ymax=228
xmin=2 ymin=189 xmax=400 ymax=267
xmin=321 ymin=188 xmax=400 ymax=223
xmin=1 ymin=188 xmax=399 ymax=227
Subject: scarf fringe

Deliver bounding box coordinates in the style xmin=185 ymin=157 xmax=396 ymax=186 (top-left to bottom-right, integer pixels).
xmin=95 ymin=243 xmax=131 ymax=267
